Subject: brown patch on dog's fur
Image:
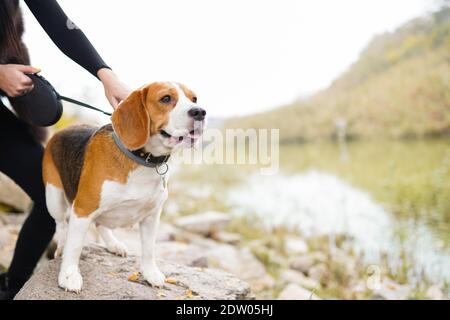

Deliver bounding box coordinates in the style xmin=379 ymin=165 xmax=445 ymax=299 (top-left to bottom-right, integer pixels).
xmin=72 ymin=125 xmax=137 ymax=217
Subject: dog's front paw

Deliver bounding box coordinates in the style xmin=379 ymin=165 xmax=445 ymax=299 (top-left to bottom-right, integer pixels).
xmin=142 ymin=266 xmax=165 ymax=288
xmin=58 ymin=265 xmax=83 ymax=293
xmin=106 ymin=240 xmax=128 ymax=257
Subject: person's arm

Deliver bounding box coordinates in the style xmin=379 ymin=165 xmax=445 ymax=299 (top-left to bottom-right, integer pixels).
xmin=24 ymin=0 xmax=129 ymax=108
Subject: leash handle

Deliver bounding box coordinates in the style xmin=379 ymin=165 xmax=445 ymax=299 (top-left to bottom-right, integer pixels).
xmin=58 ymin=94 xmax=112 ymax=116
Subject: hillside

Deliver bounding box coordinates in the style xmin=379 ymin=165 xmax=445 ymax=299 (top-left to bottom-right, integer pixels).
xmin=226 ymin=8 xmax=450 ymax=142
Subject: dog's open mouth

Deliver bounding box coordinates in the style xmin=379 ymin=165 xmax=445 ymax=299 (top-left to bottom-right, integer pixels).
xmin=160 ymin=127 xmax=203 ymax=144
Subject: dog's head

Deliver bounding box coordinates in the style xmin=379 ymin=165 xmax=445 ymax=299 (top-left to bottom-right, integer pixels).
xmin=112 ymin=82 xmax=206 ymax=155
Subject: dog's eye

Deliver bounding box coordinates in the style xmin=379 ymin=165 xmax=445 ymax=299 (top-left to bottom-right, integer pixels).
xmin=160 ymin=95 xmax=172 ymax=104
xmin=192 ymin=96 xmax=197 ymax=103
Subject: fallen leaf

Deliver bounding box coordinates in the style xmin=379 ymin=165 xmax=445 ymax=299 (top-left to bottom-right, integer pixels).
xmin=165 ymin=277 xmax=178 ymax=284
xmin=157 ymin=292 xmax=167 ymax=298
xmin=185 ymin=289 xmax=193 ymax=298
xmin=128 ymin=272 xmax=140 ymax=282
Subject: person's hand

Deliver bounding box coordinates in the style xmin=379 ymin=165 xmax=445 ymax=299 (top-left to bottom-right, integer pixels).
xmin=0 ymin=64 xmax=40 ymax=97
xmin=98 ymin=68 xmax=131 ymax=110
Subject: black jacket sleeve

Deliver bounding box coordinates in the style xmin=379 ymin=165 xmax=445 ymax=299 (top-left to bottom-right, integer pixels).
xmin=24 ymin=0 xmax=109 ymax=78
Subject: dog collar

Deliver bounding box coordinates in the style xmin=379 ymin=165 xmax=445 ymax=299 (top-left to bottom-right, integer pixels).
xmin=112 ymin=132 xmax=170 ymax=169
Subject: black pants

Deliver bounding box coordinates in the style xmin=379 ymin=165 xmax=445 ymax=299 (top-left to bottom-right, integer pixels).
xmin=0 ymin=102 xmax=55 ymax=290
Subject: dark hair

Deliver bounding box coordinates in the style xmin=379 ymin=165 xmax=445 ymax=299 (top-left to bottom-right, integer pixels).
xmin=0 ymin=0 xmax=46 ymax=142
xmin=0 ymin=0 xmax=28 ymax=64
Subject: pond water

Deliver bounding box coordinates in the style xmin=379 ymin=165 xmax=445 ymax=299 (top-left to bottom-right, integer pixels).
xmin=174 ymin=138 xmax=450 ymax=286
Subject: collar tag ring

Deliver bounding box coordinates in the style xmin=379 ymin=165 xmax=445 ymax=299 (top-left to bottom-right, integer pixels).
xmin=155 ymin=162 xmax=169 ymax=176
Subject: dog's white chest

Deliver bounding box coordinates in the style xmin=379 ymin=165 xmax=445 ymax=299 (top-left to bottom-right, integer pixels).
xmin=94 ymin=167 xmax=168 ymax=228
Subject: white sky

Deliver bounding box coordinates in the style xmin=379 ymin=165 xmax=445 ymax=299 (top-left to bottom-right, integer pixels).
xmin=21 ymin=0 xmax=430 ymax=118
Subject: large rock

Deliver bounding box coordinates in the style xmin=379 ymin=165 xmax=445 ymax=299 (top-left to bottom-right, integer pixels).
xmin=174 ymin=211 xmax=230 ymax=236
xmin=79 ymin=222 xmax=268 ymax=292
xmin=0 ymin=173 xmax=32 ymax=212
xmin=15 ymin=244 xmax=252 ymax=300
xmin=86 ymin=224 xmax=267 ymax=286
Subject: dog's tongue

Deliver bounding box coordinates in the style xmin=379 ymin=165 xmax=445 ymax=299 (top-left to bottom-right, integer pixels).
xmin=190 ymin=122 xmax=204 ymax=137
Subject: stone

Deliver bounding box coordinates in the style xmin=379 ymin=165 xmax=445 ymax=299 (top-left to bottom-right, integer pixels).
xmin=277 ymin=283 xmax=320 ymax=300
xmin=158 ymin=237 xmax=268 ymax=288
xmin=211 ymin=231 xmax=242 ymax=244
xmin=289 ymin=255 xmax=315 ymax=274
xmin=174 ymin=211 xmax=230 ymax=236
xmin=157 ymin=241 xmax=210 ymax=268
xmin=0 ymin=227 xmax=10 ymax=247
xmin=310 ymin=252 xmax=327 ymax=263
xmin=371 ymin=279 xmax=411 ymax=300
xmin=284 ymin=236 xmax=309 ymax=254
xmin=425 ymin=285 xmax=445 ymax=300
xmin=251 ymin=274 xmax=276 ymax=293
xmin=0 ymin=212 xmax=27 ymax=226
xmin=279 ymin=269 xmax=320 ymax=290
xmin=202 ymin=242 xmax=267 ymax=283
xmin=308 ymin=263 xmax=327 ymax=282
xmin=15 ymin=244 xmax=252 ymax=300
xmin=329 ymin=248 xmax=357 ymax=276
xmin=0 ymin=173 xmax=32 ymax=212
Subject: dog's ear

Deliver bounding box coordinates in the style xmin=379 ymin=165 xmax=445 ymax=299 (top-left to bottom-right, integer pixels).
xmin=111 ymin=87 xmax=150 ymax=151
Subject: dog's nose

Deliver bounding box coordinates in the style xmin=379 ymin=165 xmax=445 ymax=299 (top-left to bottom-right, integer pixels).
xmin=188 ymin=107 xmax=206 ymax=121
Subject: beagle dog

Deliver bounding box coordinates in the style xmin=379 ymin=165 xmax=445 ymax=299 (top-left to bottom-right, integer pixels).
xmin=43 ymin=82 xmax=206 ymax=292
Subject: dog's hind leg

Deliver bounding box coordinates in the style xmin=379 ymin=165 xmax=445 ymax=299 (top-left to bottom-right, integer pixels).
xmin=45 ymin=184 xmax=69 ymax=258
xmin=43 ymin=141 xmax=69 ymax=257
xmin=96 ymin=225 xmax=128 ymax=257
xmin=54 ymin=213 xmax=69 ymax=258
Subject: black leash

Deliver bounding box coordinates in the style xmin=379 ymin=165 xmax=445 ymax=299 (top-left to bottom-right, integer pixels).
xmin=57 ymin=94 xmax=112 ymax=116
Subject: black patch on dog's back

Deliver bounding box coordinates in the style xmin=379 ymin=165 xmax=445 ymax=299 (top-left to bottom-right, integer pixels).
xmin=51 ymin=125 xmax=98 ymax=203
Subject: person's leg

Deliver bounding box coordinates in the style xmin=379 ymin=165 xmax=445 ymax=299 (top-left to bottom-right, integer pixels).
xmin=0 ymin=105 xmax=56 ymax=297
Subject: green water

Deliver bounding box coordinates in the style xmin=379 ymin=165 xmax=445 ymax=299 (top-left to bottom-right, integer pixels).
xmin=279 ymin=139 xmax=450 ymax=246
